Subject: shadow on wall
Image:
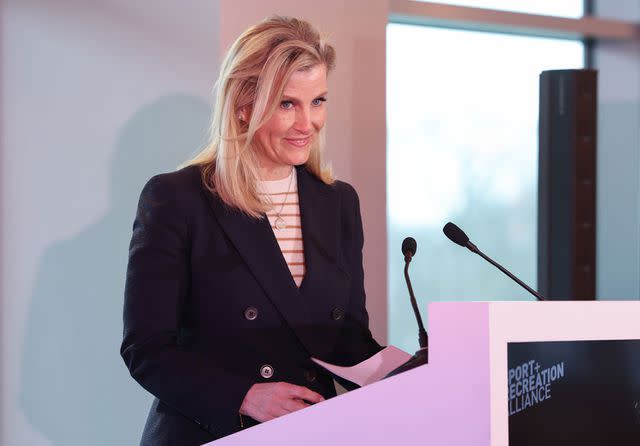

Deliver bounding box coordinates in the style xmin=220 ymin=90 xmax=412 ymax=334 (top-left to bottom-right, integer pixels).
xmin=19 ymin=94 xmax=211 ymax=445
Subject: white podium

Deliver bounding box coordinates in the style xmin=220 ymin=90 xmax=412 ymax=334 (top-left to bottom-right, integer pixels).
xmin=209 ymin=301 xmax=640 ymax=445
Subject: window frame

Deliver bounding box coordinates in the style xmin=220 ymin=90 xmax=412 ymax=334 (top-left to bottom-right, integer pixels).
xmin=388 ymin=1 xmax=639 ymax=43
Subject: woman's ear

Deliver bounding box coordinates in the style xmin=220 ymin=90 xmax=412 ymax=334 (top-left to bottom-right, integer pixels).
xmin=237 ymin=106 xmax=249 ymax=123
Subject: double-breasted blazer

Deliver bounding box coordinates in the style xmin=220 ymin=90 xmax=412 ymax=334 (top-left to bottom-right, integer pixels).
xmin=121 ymin=164 xmax=382 ymax=445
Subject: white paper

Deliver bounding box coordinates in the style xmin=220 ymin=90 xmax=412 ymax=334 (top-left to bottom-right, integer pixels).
xmin=311 ymin=346 xmax=412 ymax=387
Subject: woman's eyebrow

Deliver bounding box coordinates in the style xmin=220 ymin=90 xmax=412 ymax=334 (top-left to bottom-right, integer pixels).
xmin=281 ymin=91 xmax=329 ymax=101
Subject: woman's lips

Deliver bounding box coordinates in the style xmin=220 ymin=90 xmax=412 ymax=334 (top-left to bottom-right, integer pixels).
xmin=285 ymin=137 xmax=311 ymax=147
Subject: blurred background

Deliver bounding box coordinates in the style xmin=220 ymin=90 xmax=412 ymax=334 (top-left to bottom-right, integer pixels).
xmin=1 ymin=1 xmax=638 ymax=444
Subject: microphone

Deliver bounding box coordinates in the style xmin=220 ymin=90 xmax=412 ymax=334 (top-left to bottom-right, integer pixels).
xmin=400 ymin=237 xmax=428 ymax=349
xmin=386 ymin=237 xmax=429 ymax=378
xmin=402 ymin=237 xmax=417 ymax=261
xmin=443 ymin=222 xmax=546 ymax=301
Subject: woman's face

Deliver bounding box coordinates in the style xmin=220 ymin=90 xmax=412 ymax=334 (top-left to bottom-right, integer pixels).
xmin=254 ymin=64 xmax=328 ymax=180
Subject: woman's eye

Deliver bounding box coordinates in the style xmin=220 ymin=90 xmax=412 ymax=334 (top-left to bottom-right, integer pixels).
xmin=312 ymin=97 xmax=327 ymax=106
xmin=280 ymin=101 xmax=294 ymax=110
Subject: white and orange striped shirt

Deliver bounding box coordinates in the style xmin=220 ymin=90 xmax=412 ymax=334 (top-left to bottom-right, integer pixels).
xmin=258 ymin=169 xmax=305 ymax=287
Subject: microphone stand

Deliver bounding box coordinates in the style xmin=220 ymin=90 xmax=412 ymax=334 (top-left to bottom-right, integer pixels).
xmin=385 ymin=253 xmax=429 ymax=378
xmin=466 ymin=242 xmax=546 ymax=301
xmin=443 ymin=222 xmax=546 ymax=302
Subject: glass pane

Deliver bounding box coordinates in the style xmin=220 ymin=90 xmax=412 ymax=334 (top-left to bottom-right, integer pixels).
xmin=593 ymin=3 xmax=640 ymax=21
xmin=416 ymin=0 xmax=584 ymax=18
xmin=387 ymin=24 xmax=584 ymax=352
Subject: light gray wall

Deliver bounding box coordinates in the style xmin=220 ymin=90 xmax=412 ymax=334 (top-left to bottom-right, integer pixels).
xmin=1 ymin=1 xmax=219 ymax=444
xmin=594 ymin=1 xmax=640 ymax=299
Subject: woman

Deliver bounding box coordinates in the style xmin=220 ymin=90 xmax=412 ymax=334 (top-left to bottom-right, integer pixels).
xmin=121 ymin=16 xmax=382 ymax=445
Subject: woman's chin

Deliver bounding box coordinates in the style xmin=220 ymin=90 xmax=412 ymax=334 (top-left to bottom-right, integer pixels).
xmin=285 ymin=150 xmax=311 ymax=166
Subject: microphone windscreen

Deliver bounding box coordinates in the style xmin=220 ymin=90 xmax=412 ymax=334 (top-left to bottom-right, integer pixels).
xmin=443 ymin=222 xmax=469 ymax=247
xmin=401 ymin=237 xmax=417 ymax=257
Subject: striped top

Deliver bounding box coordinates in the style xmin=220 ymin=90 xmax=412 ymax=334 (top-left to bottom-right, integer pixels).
xmin=258 ymin=169 xmax=305 ymax=287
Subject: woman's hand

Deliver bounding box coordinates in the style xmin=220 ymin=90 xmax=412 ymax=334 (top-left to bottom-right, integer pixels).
xmin=239 ymin=382 xmax=325 ymax=422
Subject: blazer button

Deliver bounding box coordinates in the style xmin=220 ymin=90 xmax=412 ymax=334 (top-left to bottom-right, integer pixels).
xmin=331 ymin=307 xmax=345 ymax=321
xmin=304 ymin=369 xmax=317 ymax=383
xmin=260 ymin=364 xmax=274 ymax=379
xmin=244 ymin=307 xmax=258 ymax=321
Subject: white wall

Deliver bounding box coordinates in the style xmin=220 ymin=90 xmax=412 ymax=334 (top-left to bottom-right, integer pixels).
xmin=1 ymin=1 xmax=219 ymax=444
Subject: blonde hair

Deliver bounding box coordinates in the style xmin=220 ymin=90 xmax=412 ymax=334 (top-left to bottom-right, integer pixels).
xmin=183 ymin=16 xmax=336 ymax=217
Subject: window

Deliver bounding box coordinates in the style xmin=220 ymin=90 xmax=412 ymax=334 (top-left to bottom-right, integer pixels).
xmin=386 ymin=23 xmax=584 ymax=351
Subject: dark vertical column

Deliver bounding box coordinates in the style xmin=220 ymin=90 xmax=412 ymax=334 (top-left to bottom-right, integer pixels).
xmin=538 ymin=69 xmax=597 ymax=300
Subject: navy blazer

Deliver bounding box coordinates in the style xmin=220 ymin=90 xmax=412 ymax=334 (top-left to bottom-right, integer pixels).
xmin=121 ymin=165 xmax=381 ymax=445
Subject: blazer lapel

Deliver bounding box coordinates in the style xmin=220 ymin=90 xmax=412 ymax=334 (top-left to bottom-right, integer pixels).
xmin=297 ymin=167 xmax=350 ymax=358
xmin=206 ymin=189 xmax=316 ymax=354
xmin=205 ymin=167 xmax=349 ymax=359
xmin=297 ymin=167 xmax=339 ymax=282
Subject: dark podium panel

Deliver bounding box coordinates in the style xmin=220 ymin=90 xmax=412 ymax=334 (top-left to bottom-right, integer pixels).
xmin=509 ymin=340 xmax=640 ymax=445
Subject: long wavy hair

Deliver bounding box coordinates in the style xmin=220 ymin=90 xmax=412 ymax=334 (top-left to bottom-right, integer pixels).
xmin=183 ymin=16 xmax=336 ymax=217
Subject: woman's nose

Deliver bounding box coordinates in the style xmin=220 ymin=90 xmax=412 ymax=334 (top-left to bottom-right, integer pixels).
xmin=293 ymin=108 xmax=312 ymax=133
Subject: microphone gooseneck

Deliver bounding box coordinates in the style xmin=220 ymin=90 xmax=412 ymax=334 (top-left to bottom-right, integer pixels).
xmin=401 ymin=237 xmax=428 ymax=349
xmin=443 ymin=222 xmax=546 ymax=301
xmin=385 ymin=237 xmax=429 ymax=378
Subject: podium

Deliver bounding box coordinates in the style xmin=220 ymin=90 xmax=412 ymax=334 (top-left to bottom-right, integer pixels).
xmin=209 ymin=301 xmax=640 ymax=445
